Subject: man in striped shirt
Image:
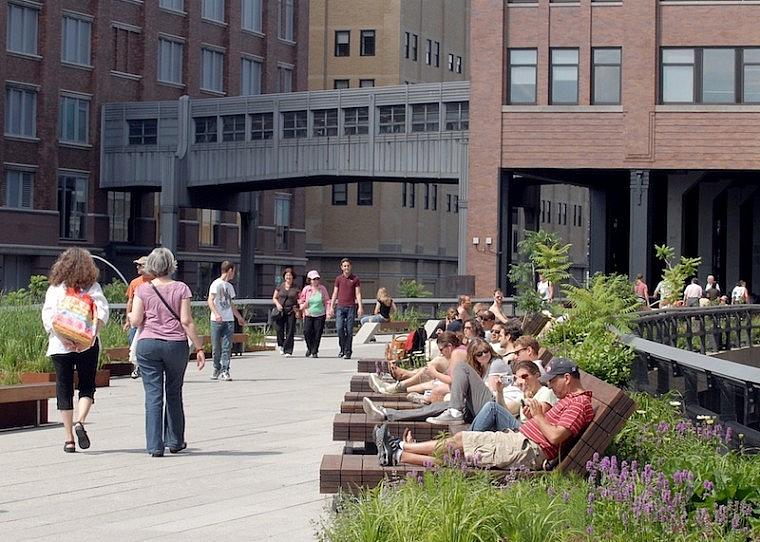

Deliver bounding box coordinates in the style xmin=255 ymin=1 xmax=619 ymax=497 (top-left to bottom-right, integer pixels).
xmin=375 ymin=358 xmax=594 ymax=469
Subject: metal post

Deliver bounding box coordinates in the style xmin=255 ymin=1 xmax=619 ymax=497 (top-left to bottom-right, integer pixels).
xmin=497 ymin=171 xmax=512 ymax=293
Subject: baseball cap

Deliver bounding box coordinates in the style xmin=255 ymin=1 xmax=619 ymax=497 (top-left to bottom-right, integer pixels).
xmin=540 ymin=357 xmax=580 ymax=383
xmin=307 ymin=270 xmax=320 ymax=280
xmin=133 ymin=256 xmax=148 ymax=265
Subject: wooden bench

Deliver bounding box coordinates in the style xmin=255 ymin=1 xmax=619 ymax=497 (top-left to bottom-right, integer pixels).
xmin=355 ymin=320 xmax=413 ymax=345
xmin=0 ymin=383 xmax=57 ymax=429
xmin=321 ymin=367 xmax=636 ymax=494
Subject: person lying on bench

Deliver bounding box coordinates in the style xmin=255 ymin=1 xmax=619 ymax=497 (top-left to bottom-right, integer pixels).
xmin=374 ymin=358 xmax=593 ymax=470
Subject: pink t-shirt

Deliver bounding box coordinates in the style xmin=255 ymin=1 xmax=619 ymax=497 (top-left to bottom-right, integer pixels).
xmin=136 ymin=281 xmax=192 ymax=341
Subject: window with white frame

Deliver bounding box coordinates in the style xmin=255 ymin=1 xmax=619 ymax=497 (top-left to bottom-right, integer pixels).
xmin=108 ymin=191 xmax=131 ymax=242
xmin=202 ymin=0 xmax=225 ymax=22
xmin=242 ymin=0 xmax=262 ymax=32
xmin=194 ymin=116 xmax=218 ymax=143
xmin=4 ymin=85 xmax=36 ymax=138
xmin=201 ymin=47 xmax=224 ymax=92
xmin=378 ymin=105 xmax=405 ymax=134
xmin=444 ymin=102 xmax=468 ymax=131
xmin=360 ymin=30 xmax=375 ymax=56
xmin=59 ymin=94 xmax=90 ymax=144
xmin=61 ymin=14 xmax=91 ymax=66
xmin=282 ymin=111 xmax=306 ymax=138
xmin=241 ymin=57 xmax=262 ymax=95
xmin=127 ymin=119 xmax=157 ymax=145
xmin=222 ymin=114 xmax=245 ymax=142
xmin=250 ymin=112 xmax=273 ymax=140
xmin=332 ymin=184 xmax=347 ymax=205
xmin=158 ymin=38 xmax=183 ymax=84
xmin=2 ymin=169 xmax=33 ymax=209
xmin=58 ymin=173 xmax=87 ymax=239
xmin=199 ymin=209 xmax=221 ymax=246
xmin=278 ymin=0 xmax=294 ymax=41
xmin=278 ymin=65 xmax=293 ymax=92
xmin=159 ymin=0 xmax=184 ymax=11
xmin=6 ymin=2 xmax=38 ymax=55
xmin=411 ymin=103 xmax=439 ymax=132
xmin=344 ymin=107 xmax=368 ymax=135
xmin=334 ymin=30 xmax=350 ymax=57
xmin=313 ymin=109 xmax=338 ymax=137
xmin=274 ymin=195 xmax=290 ymax=250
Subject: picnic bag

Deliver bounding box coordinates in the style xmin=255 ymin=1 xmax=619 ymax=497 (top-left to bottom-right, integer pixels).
xmin=404 ymin=328 xmax=427 ymax=356
xmin=385 ymin=335 xmax=407 ymax=361
xmin=52 ymin=287 xmax=97 ymax=348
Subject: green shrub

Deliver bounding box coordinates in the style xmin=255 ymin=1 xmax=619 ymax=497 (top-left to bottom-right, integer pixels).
xmin=102 ymin=279 xmax=127 ymax=304
xmin=397 ymin=279 xmax=432 ymax=298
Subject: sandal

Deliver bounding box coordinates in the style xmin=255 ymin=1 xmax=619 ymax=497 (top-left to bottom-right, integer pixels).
xmin=74 ymin=422 xmax=90 ymax=450
xmin=63 ymin=441 xmax=76 ymax=453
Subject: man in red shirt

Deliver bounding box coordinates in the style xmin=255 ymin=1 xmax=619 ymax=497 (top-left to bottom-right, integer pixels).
xmin=125 ymin=256 xmax=151 ymax=378
xmin=375 ymin=358 xmax=594 ymax=469
xmin=327 ymin=258 xmax=363 ymax=359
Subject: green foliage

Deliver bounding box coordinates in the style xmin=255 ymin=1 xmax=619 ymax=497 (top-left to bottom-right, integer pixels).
xmin=244 ymin=326 xmax=266 ymax=348
xmin=400 ymin=307 xmax=426 ymax=331
xmin=508 ymin=230 xmax=568 ymax=315
xmin=0 ymin=306 xmax=49 ymax=383
xmin=28 ymin=275 xmax=49 ymax=302
xmin=655 ymin=244 xmax=702 ymax=305
xmin=532 ymin=240 xmax=572 ymax=286
xmin=102 ymin=279 xmax=128 ymax=304
xmin=397 ymin=279 xmax=432 ymax=298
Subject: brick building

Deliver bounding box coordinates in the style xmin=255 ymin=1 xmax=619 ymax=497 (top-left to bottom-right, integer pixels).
xmin=1 ymin=0 xmax=307 ymax=294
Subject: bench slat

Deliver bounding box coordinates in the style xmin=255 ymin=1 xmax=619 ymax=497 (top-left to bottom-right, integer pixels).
xmin=0 ymin=383 xmax=57 ymax=404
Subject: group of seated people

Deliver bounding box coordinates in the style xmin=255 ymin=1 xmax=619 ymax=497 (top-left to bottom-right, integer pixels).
xmin=365 ymin=315 xmax=595 ymax=471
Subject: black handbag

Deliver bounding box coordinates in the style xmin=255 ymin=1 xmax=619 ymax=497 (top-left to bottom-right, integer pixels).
xmin=271 ymin=307 xmax=281 ymax=319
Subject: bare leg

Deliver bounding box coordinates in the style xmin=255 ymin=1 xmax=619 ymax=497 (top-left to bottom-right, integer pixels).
xmin=76 ymin=397 xmax=93 ymax=424
xmin=428 ymin=383 xmax=450 ymax=403
xmin=60 ymin=410 xmax=74 ymax=442
xmin=399 ymin=433 xmax=463 ymax=465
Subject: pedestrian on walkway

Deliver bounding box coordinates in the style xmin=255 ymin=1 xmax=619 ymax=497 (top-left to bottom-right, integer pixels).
xmin=298 ymin=269 xmax=330 ymax=357
xmin=125 ymin=256 xmax=151 ymax=379
xmin=130 ymin=247 xmax=206 ymax=457
xmin=207 ymin=261 xmax=246 ymax=380
xmin=42 ymin=248 xmax=109 ymax=453
xmin=272 ymin=267 xmax=300 ymax=357
xmin=327 ymin=258 xmax=363 ymax=359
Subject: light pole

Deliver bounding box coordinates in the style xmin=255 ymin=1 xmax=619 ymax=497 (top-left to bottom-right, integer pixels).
xmin=91 ymin=255 xmax=128 ymax=285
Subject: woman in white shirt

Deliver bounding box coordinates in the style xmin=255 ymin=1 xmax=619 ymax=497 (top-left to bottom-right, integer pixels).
xmin=41 ymin=248 xmax=109 ymax=453
xmin=732 ymin=280 xmax=749 ymax=304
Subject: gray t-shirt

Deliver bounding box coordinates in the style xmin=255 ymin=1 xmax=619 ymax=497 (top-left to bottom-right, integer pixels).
xmin=209 ymin=277 xmax=236 ymax=322
xmin=486 ymin=358 xmax=511 ymax=382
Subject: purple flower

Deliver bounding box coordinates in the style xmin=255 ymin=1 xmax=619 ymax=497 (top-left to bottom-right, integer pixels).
xmin=703 ymin=480 xmax=714 ymax=492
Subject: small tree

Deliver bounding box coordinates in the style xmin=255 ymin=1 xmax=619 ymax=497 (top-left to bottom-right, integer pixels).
xmin=654 ymin=244 xmax=702 ymax=305
xmin=508 ymin=230 xmax=570 ymax=315
xmin=397 ymin=279 xmax=432 ymax=298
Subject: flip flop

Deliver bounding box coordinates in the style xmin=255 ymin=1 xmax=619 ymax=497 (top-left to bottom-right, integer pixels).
xmin=63 ymin=441 xmax=76 ymax=453
xmin=74 ymin=422 xmax=90 ymax=449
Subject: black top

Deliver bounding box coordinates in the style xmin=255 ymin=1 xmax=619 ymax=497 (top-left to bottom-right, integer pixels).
xmin=276 ymin=284 xmax=300 ymax=313
xmin=378 ymin=300 xmax=392 ymax=319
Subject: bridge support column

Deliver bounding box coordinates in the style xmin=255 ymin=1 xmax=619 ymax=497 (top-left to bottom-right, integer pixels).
xmin=497 ymin=171 xmax=512 ymax=294
xmin=628 ymin=170 xmax=652 ymax=281
xmin=239 ymin=192 xmax=258 ymax=298
xmin=697 ymin=179 xmax=731 ymax=280
xmin=588 ymin=187 xmax=607 ymax=276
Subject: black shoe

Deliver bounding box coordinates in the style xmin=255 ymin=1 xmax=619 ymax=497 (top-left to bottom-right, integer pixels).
xmin=312 ymin=353 xmax=318 ymax=358
xmin=344 ymin=353 xmax=352 ymax=360
xmin=150 ymin=451 xmax=164 ymax=457
xmin=305 ymin=351 xmax=311 ymax=357
xmin=169 ymin=442 xmax=187 ymax=454
xmin=74 ymin=422 xmax=90 ymax=450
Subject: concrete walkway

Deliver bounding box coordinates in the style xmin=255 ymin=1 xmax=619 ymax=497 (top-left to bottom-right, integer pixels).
xmin=0 ymin=336 xmax=386 ymax=541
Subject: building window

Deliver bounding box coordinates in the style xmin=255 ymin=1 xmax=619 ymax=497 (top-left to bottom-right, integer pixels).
xmin=242 ymin=0 xmax=262 ymax=32
xmin=661 ymin=48 xmax=695 ymax=104
xmin=344 ymin=107 xmax=368 ymax=135
xmin=444 ymin=102 xmax=468 ymax=130
xmin=359 ymin=79 xmax=375 ymax=88
xmin=332 ymin=184 xmax=347 ymax=205
xmin=127 ymin=119 xmax=157 ymax=145
xmin=6 ymin=2 xmax=38 ymax=56
xmin=743 ymin=49 xmax=760 ymax=103
xmin=202 ymin=0 xmax=224 ymax=22
xmin=592 ymin=48 xmax=621 ymax=105
xmin=378 ymin=105 xmax=406 ymax=134
xmin=411 ymin=103 xmax=439 ymax=132
xmin=335 ymin=30 xmax=350 ymax=57
xmin=434 ymin=41 xmax=440 ymax=67
xmin=573 ymin=204 xmax=583 ymax=227
xmin=456 ymin=56 xmax=462 ymax=74
xmin=59 ymin=94 xmax=90 ymax=144
xmin=313 ymin=109 xmax=338 ymax=137
xmin=508 ymin=48 xmax=537 ymax=104
xmin=112 ymin=25 xmax=141 ymax=75
xmin=2 ymin=169 xmax=33 ymax=209
xmin=278 ymin=0 xmax=294 ymax=41
xmin=194 ymin=116 xmax=218 ymax=143
xmin=411 ymin=34 xmax=418 ymax=61
xmin=278 ymin=65 xmax=293 ymax=92
xmin=424 ymin=183 xmax=430 ymax=209
xmin=551 ymin=48 xmax=579 ymax=104
xmin=425 ymin=39 xmax=432 ymax=65
xmin=361 ymin=30 xmax=375 ymax=56
xmin=454 ymin=195 xmax=458 ymax=213
xmin=402 ymin=183 xmax=407 ymax=207
xmin=222 ymin=114 xmax=245 ymax=142
xmin=357 ymin=181 xmax=373 ymax=206
xmin=62 ymin=15 xmax=92 ymax=66
xmin=446 ymin=193 xmax=451 ymax=212
xmin=250 ymin=112 xmax=273 ymax=140
xmin=241 ymin=57 xmax=262 ymax=95
xmin=702 ymin=48 xmax=736 ymax=104
xmin=282 ymin=111 xmax=307 ymax=139
xmin=158 ymin=38 xmax=183 ymax=84
xmin=404 ymin=32 xmax=410 ymax=59
xmin=108 ymin=191 xmax=131 ymax=242
xmin=4 ymin=85 xmax=36 ymax=138
xmin=541 ymin=199 xmax=551 ymax=223
xmin=201 ymin=48 xmax=224 ymax=93
xmin=274 ymin=195 xmax=290 ymax=250
xmin=432 ymin=184 xmax=438 ymax=210
xmin=447 ymin=53 xmax=454 ymax=71
xmin=334 ymin=79 xmax=349 ymax=89
xmin=160 ymin=0 xmax=184 ymax=11
xmin=199 ymin=209 xmax=220 ymax=246
xmin=557 ymin=202 xmax=567 ymax=225
xmin=58 ymin=173 xmax=87 ymax=240
xmin=406 ymin=182 xmax=415 ymax=208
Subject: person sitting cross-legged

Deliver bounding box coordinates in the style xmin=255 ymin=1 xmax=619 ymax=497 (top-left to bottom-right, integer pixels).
xmin=374 ymin=358 xmax=594 ymax=470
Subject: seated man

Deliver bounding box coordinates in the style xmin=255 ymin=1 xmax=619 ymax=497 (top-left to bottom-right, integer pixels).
xmin=374 ymin=358 xmax=594 ymax=471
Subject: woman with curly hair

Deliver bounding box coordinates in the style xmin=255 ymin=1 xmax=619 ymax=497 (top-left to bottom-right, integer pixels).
xmin=41 ymin=248 xmax=109 ymax=453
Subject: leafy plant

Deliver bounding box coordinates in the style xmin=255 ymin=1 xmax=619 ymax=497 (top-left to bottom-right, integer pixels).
xmin=508 ymin=230 xmax=569 ymax=316
xmin=400 ymin=307 xmax=426 ymax=330
xmin=102 ymin=279 xmax=128 ymax=304
xmin=654 ymin=244 xmax=702 ymax=305
xmin=397 ymin=279 xmax=432 ymax=298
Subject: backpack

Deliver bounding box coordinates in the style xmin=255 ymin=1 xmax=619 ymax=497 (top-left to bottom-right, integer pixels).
xmin=404 ymin=328 xmax=428 ymax=356
xmin=52 ymin=287 xmax=97 ymax=348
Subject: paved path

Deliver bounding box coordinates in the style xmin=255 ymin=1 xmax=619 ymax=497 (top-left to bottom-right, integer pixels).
xmin=1 ymin=336 xmax=386 ymax=541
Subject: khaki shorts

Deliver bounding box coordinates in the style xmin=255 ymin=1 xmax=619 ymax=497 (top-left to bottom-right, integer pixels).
xmin=461 ymin=430 xmax=546 ymax=470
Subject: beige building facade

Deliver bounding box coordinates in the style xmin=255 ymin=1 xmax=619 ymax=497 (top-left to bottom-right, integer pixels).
xmin=305 ymin=0 xmax=469 ymax=297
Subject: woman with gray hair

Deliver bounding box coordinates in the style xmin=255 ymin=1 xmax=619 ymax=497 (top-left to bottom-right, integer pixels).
xmin=129 ymin=247 xmax=206 ymax=457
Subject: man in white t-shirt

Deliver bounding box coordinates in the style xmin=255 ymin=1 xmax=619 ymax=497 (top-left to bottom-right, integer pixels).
xmin=207 ymin=261 xmax=246 ymax=381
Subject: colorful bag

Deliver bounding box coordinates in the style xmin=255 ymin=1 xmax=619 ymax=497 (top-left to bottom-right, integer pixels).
xmin=52 ymin=287 xmax=97 ymax=348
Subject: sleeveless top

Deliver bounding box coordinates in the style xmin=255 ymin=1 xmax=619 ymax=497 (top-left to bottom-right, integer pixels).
xmin=378 ymin=300 xmax=392 ymax=319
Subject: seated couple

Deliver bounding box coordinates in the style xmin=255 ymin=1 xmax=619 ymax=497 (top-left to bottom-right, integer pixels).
xmin=374 ymin=357 xmax=594 ymax=470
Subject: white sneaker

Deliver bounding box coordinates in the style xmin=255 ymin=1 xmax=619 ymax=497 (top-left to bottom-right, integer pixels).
xmin=407 ymin=392 xmax=429 ymax=405
xmin=368 ymin=374 xmax=386 ymax=393
xmin=210 ymin=368 xmax=220 ymax=380
xmin=362 ymin=397 xmax=386 ymax=422
xmin=219 ymin=370 xmax=232 ymax=381
xmin=426 ymin=409 xmax=464 ymax=425
xmin=278 ymin=347 xmax=284 ymax=355
xmin=284 ymin=353 xmax=291 ymax=357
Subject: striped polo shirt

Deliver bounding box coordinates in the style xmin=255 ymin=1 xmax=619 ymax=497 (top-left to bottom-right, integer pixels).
xmin=519 ymin=390 xmax=594 ymax=460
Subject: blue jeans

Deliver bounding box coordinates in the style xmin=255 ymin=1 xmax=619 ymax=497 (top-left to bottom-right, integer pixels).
xmin=211 ymin=320 xmax=234 ymax=371
xmin=360 ymin=314 xmax=388 ymax=325
xmin=335 ymin=306 xmax=356 ymax=356
xmin=470 ymin=401 xmax=522 ymax=432
xmin=136 ymin=339 xmax=189 ymax=453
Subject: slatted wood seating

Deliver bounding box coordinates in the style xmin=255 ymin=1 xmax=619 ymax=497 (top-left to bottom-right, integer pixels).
xmin=340 ymin=398 xmax=420 ymax=414
xmin=0 ymin=383 xmax=57 ymax=429
xmin=321 ymin=367 xmax=636 ymax=494
xmin=344 ymin=391 xmax=414 ymax=402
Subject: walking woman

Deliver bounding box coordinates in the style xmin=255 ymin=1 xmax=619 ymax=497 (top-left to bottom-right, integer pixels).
xmin=42 ymin=248 xmax=109 ymax=453
xmin=298 ymin=270 xmax=330 ymax=357
xmin=360 ymin=287 xmax=396 ymax=324
xmin=272 ymin=267 xmax=299 ymax=357
xmin=129 ymin=248 xmax=205 ymax=457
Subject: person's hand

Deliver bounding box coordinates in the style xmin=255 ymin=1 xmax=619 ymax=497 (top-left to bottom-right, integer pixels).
xmin=493 ymin=377 xmax=504 ymax=396
xmin=196 ymin=350 xmax=205 ymax=370
xmin=327 ymin=309 xmax=334 ymax=319
xmin=357 ymin=306 xmax=364 ymax=317
xmin=525 ymin=398 xmax=543 ymax=418
xmin=123 ymin=321 xmax=130 ymax=331
xmin=213 ymin=313 xmax=222 ymax=322
xmin=423 ymin=366 xmax=438 ymax=379
xmin=61 ymin=338 xmax=78 ymax=351
xmin=237 ymin=316 xmax=246 ymax=326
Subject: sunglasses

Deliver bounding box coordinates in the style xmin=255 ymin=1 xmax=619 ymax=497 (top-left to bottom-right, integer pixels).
xmin=475 ymin=350 xmax=491 ymax=357
xmin=508 ymin=347 xmax=527 ymax=356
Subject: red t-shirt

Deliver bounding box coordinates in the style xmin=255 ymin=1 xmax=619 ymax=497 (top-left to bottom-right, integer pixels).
xmin=519 ymin=390 xmax=594 ymax=460
xmin=334 ymin=273 xmax=360 ymax=307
